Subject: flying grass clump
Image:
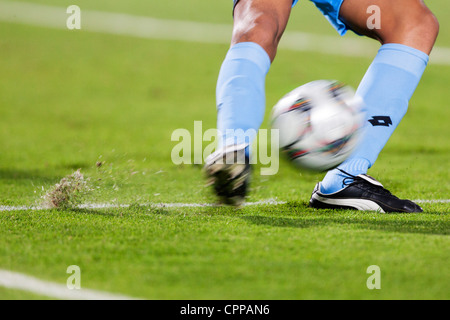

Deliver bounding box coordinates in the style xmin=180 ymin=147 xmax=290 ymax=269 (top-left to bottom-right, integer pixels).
xmin=41 ymin=169 xmax=92 ymax=209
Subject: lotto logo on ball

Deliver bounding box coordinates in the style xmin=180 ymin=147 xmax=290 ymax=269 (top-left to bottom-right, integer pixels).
xmin=271 ymin=80 xmax=364 ymax=172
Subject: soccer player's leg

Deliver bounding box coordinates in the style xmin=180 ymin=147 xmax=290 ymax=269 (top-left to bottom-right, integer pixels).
xmin=205 ymin=0 xmax=293 ymax=205
xmin=310 ymin=0 xmax=439 ymax=212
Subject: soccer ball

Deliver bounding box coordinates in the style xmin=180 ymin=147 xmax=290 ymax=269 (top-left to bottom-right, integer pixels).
xmin=271 ymin=80 xmax=364 ymax=172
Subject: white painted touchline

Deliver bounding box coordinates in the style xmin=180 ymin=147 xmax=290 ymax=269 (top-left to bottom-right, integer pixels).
xmin=0 ymin=1 xmax=449 ymax=65
xmin=413 ymin=199 xmax=450 ymax=204
xmin=0 ymin=199 xmax=448 ymax=212
xmin=0 ymin=199 xmax=287 ymax=211
xmin=0 ymin=269 xmax=139 ymax=300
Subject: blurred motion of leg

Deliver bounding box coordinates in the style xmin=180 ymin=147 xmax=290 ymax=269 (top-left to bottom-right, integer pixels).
xmin=205 ymin=0 xmax=293 ymax=205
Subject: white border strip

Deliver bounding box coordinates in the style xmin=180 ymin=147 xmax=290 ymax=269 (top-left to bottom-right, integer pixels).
xmin=0 ymin=199 xmax=286 ymax=212
xmin=0 ymin=269 xmax=138 ymax=300
xmin=414 ymin=199 xmax=450 ymax=204
xmin=0 ymin=199 xmax=448 ymax=212
xmin=0 ymin=1 xmax=449 ymax=65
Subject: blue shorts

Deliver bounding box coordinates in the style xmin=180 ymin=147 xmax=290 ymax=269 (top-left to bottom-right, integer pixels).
xmin=233 ymin=0 xmax=348 ymax=36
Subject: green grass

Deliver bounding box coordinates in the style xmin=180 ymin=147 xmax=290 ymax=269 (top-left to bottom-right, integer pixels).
xmin=0 ymin=0 xmax=449 ymax=300
xmin=1 ymin=206 xmax=448 ymax=299
xmin=10 ymin=0 xmax=450 ymax=47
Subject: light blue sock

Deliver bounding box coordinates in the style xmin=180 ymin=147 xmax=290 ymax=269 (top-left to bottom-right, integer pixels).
xmin=320 ymin=43 xmax=429 ymax=194
xmin=216 ymin=42 xmax=271 ymax=156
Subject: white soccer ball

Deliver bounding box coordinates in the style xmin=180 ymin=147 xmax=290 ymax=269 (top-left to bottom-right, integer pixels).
xmin=271 ymin=80 xmax=364 ymax=172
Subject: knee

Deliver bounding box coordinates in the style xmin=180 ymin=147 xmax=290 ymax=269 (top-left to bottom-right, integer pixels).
xmin=422 ymin=11 xmax=440 ymax=41
xmin=231 ymin=14 xmax=283 ymax=61
xmin=405 ymin=9 xmax=439 ymax=42
xmin=378 ymin=5 xmax=439 ymax=52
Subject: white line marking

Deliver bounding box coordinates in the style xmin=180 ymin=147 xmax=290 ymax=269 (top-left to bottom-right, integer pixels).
xmin=0 ymin=199 xmax=286 ymax=211
xmin=0 ymin=199 xmax=448 ymax=212
xmin=0 ymin=199 xmax=286 ymax=212
xmin=413 ymin=199 xmax=450 ymax=204
xmin=0 ymin=1 xmax=449 ymax=65
xmin=0 ymin=269 xmax=138 ymax=300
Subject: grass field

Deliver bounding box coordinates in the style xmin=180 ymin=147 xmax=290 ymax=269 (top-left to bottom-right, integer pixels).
xmin=0 ymin=0 xmax=448 ymax=300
